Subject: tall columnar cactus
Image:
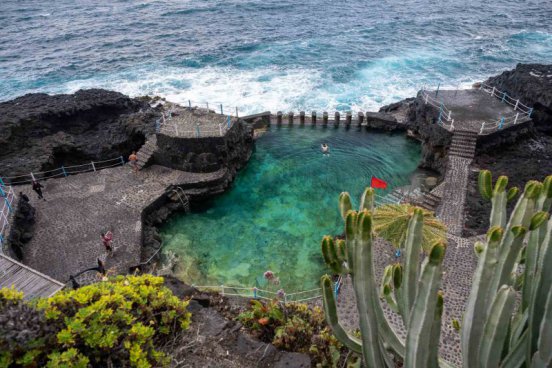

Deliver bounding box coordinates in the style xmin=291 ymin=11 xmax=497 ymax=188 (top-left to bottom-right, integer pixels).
xmin=321 ymin=174 xmax=552 ymax=367
xmin=321 ymin=188 xmax=447 ymax=367
xmin=463 ymin=171 xmax=552 ymax=368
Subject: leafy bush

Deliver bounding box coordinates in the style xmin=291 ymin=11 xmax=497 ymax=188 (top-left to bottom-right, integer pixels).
xmin=237 ymin=300 xmax=349 ymax=367
xmin=0 ymin=275 xmax=191 ymax=368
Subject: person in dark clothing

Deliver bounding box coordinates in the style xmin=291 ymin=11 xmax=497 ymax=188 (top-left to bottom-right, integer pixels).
xmin=31 ymin=180 xmax=45 ymax=200
xmin=19 ymin=192 xmax=29 ymax=202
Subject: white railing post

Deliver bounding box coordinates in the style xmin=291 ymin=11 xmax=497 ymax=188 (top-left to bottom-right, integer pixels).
xmin=514 ymin=99 xmax=519 ymax=111
xmin=450 ymin=119 xmax=455 ymax=131
xmin=174 ymin=123 xmax=179 ymax=136
xmin=30 ymin=172 xmax=36 ymax=181
xmin=219 ymin=124 xmax=223 ymax=136
xmin=491 ymin=87 xmax=495 ymax=97
xmin=514 ymin=113 xmax=519 ymax=125
xmin=448 ymin=110 xmax=451 ymax=120
xmin=91 ymin=162 xmax=96 ymax=172
xmin=479 ymin=122 xmax=485 ymax=135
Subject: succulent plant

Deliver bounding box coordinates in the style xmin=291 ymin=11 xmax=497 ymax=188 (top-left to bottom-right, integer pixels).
xmin=320 ymin=173 xmax=552 ymax=367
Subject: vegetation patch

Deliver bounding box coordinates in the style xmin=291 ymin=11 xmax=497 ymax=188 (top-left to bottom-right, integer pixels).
xmin=0 ymin=275 xmax=191 ymax=368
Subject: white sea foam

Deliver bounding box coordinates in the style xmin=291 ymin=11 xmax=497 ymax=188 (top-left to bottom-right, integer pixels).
xmin=60 ymin=61 xmax=484 ymax=114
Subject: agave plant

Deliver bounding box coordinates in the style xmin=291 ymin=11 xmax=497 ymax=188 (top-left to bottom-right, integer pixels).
xmin=372 ymin=203 xmax=446 ymax=252
xmin=320 ymin=173 xmax=552 ymax=367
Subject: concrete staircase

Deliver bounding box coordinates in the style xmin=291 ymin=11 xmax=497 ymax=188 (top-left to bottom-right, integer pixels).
xmin=136 ymin=135 xmax=157 ymax=170
xmin=448 ymin=130 xmax=478 ymax=159
xmin=417 ymin=192 xmax=442 ymax=212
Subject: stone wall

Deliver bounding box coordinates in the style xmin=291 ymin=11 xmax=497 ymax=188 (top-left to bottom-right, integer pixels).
xmin=153 ymin=121 xmax=254 ymax=176
xmin=406 ymin=93 xmax=454 ymax=176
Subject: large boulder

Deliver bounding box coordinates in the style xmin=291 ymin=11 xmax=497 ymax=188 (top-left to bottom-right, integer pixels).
xmin=0 ymin=89 xmax=158 ymax=178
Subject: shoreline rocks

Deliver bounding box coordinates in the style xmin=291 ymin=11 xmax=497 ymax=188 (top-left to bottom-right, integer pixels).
xmin=484 ymin=63 xmax=552 ymax=133
xmin=0 ymin=89 xmax=159 ymax=178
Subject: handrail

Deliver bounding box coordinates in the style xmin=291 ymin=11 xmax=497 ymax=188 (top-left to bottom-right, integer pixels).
xmin=0 ymin=185 xmax=16 ymax=246
xmin=190 ymin=283 xmax=326 ymax=303
xmin=420 ymin=89 xmax=455 ymax=132
xmin=0 ymin=156 xmax=125 ymax=186
xmin=156 ymin=111 xmax=236 ymax=138
xmin=479 ymin=83 xmax=532 ymax=114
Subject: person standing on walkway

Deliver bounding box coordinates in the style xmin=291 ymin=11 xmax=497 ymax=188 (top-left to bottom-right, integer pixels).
xmin=129 ymin=151 xmax=138 ymax=173
xmin=31 ymin=180 xmax=45 ymax=200
xmin=101 ymin=230 xmax=114 ymax=256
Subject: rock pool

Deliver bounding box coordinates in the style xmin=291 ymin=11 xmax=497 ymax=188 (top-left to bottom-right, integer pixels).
xmin=161 ymin=125 xmax=421 ymax=294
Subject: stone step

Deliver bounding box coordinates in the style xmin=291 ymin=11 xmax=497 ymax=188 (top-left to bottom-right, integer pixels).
xmin=449 ymin=149 xmax=475 ymax=156
xmin=425 ymin=192 xmax=442 ymax=201
xmin=138 ymin=146 xmax=155 ymax=155
xmin=453 ymin=138 xmax=477 ymax=144
xmin=449 ymin=151 xmax=475 ymax=159
xmin=450 ymin=144 xmax=476 ymax=151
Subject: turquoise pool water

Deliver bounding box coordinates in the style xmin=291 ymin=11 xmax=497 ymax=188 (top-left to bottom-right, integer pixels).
xmin=161 ymin=126 xmax=421 ymax=292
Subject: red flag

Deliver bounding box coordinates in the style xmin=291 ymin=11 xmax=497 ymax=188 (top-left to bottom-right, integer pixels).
xmin=371 ymin=176 xmax=388 ymax=189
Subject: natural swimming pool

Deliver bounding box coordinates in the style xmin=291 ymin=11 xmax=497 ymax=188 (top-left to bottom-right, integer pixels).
xmin=161 ymin=125 xmax=421 ymax=293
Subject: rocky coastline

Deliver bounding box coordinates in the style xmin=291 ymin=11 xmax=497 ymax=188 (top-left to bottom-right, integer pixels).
xmin=1 ymin=63 xmax=551 ymax=367
xmin=2 ymin=63 xmax=551 ymax=265
xmin=0 ymin=89 xmax=159 ymax=178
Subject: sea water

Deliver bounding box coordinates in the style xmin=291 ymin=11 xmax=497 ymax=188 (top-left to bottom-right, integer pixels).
xmin=1 ymin=0 xmax=551 ymax=112
xmin=160 ymin=126 xmax=421 ymax=292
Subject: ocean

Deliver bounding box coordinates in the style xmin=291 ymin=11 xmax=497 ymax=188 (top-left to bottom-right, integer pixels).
xmin=1 ymin=0 xmax=551 ymax=113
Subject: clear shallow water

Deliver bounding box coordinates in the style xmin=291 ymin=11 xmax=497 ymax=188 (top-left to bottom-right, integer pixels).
xmin=160 ymin=126 xmax=421 ymax=292
xmin=1 ymin=0 xmax=552 ymax=112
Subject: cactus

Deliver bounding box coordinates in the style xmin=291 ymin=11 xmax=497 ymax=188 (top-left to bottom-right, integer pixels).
xmin=321 ymin=188 xmax=446 ymax=367
xmin=320 ymin=172 xmax=552 ymax=367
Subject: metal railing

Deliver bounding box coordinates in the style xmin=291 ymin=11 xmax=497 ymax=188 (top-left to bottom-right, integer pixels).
xmin=477 ymin=83 xmax=533 ymax=135
xmin=478 ymin=112 xmax=531 ymax=135
xmin=155 ymin=111 xmax=235 ymax=138
xmin=0 ymin=184 xmax=16 ymax=246
xmin=0 ymin=156 xmax=126 ymax=186
xmin=420 ymin=89 xmax=455 ymax=132
xmin=191 ymin=284 xmax=326 ymax=303
xmin=479 ymin=83 xmax=533 ymax=115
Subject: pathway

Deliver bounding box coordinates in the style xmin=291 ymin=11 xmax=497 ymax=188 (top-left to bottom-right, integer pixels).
xmin=16 ymin=164 xmax=227 ymax=284
xmin=0 ymin=254 xmax=64 ymax=299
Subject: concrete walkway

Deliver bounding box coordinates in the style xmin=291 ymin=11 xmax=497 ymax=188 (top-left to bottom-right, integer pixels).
xmin=17 ymin=164 xmax=226 ymax=283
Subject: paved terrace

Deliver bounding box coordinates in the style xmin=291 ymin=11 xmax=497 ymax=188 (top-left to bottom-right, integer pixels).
xmin=16 ymin=164 xmax=226 ymax=283
xmin=436 ymin=89 xmax=517 ymax=131
xmin=159 ymin=106 xmax=239 ymax=138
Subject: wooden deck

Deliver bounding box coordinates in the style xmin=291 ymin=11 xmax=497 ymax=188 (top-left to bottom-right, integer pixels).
xmin=0 ymin=254 xmax=64 ymax=299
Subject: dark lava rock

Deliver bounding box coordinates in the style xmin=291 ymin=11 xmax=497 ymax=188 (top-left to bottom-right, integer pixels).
xmin=0 ymin=89 xmax=159 ymax=178
xmin=464 ymin=134 xmax=552 ymax=236
xmin=273 ymin=352 xmax=311 ymax=368
xmin=6 ymin=196 xmax=36 ymax=259
xmin=484 ymin=63 xmax=552 ymax=133
xmin=163 ymin=275 xmax=197 ymax=299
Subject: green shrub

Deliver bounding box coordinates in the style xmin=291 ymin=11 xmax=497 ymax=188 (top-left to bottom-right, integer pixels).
xmin=0 ymin=275 xmax=191 ymax=368
xmin=238 ymin=300 xmax=348 ymax=367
